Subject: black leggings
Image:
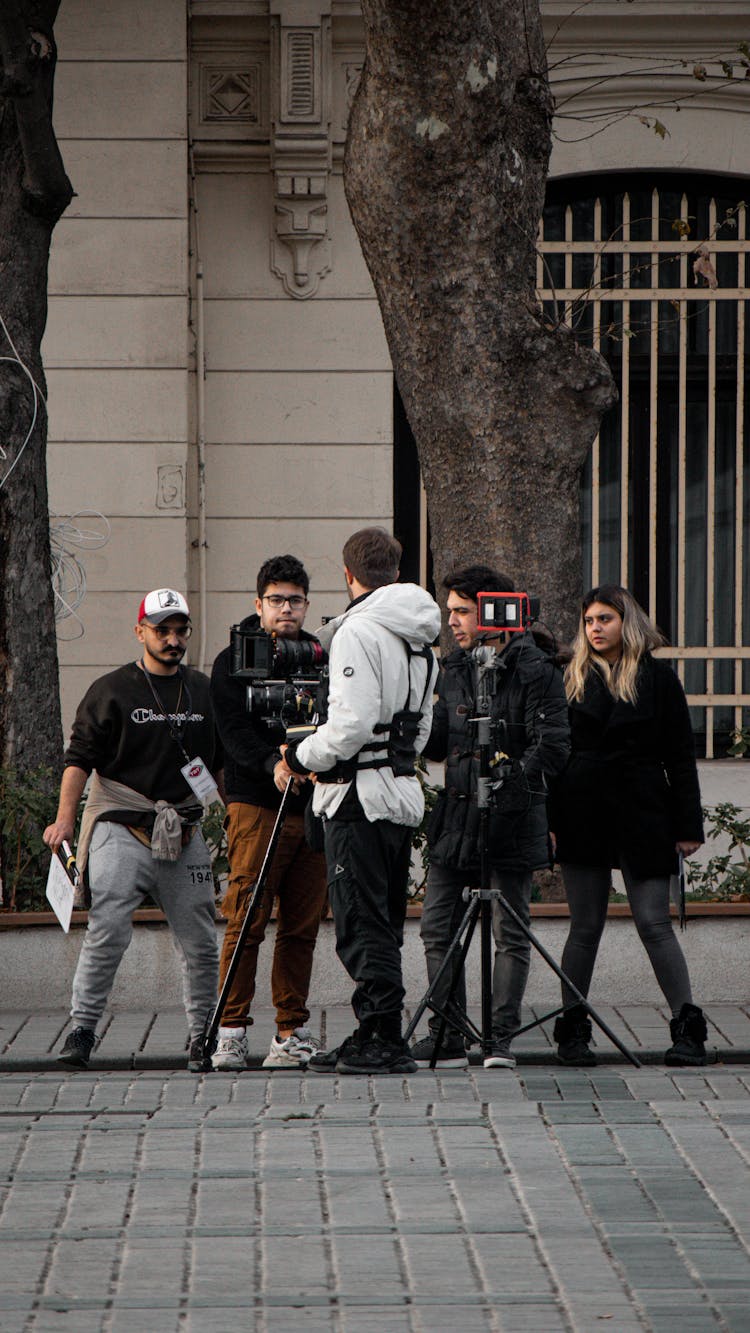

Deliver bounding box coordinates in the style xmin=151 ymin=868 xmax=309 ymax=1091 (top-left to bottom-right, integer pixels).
xmin=559 ymin=862 xmax=693 ymax=1017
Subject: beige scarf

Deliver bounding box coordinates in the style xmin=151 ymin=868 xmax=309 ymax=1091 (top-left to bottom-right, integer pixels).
xmin=77 ymin=772 xmax=199 ymax=871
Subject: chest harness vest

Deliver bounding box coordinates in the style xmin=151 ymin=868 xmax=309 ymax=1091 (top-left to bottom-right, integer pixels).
xmin=318 ymin=642 xmax=434 ymax=783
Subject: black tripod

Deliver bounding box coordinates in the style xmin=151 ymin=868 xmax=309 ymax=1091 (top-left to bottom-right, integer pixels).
xmin=404 ymin=643 xmax=640 ymax=1069
xmin=195 ymin=778 xmax=295 ymax=1068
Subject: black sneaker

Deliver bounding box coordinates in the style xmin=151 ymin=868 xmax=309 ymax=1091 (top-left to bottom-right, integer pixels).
xmin=308 ymin=1031 xmax=360 ymax=1074
xmin=187 ymin=1036 xmax=214 ymax=1072
xmin=336 ymin=1032 xmax=418 ymax=1075
xmin=410 ymin=1034 xmax=468 ymax=1069
xmin=58 ymin=1026 xmax=96 ymax=1069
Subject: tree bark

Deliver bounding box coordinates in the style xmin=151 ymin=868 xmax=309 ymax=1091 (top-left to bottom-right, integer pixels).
xmin=0 ymin=1 xmax=72 ymax=794
xmin=345 ymin=0 xmax=617 ymax=643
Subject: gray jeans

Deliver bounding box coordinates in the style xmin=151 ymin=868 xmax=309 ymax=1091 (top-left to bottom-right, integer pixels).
xmin=420 ymin=863 xmax=532 ymax=1045
xmin=559 ymin=862 xmax=693 ymax=1016
xmin=71 ymin=821 xmax=219 ymax=1039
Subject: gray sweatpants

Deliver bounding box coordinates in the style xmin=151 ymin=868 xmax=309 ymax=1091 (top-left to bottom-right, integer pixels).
xmin=71 ymin=821 xmax=219 ymax=1040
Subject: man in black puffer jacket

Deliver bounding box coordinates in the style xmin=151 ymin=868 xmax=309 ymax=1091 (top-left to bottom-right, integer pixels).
xmin=412 ymin=565 xmax=570 ymax=1070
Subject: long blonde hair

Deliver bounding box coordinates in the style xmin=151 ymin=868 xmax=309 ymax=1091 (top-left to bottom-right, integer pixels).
xmin=565 ymin=585 xmax=666 ymax=704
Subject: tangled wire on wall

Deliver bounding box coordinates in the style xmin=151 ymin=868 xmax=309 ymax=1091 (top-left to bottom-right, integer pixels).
xmin=50 ymin=510 xmax=111 ymax=639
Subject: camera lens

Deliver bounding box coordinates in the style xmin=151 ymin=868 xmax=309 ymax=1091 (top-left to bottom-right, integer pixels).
xmin=273 ymin=638 xmax=327 ymax=673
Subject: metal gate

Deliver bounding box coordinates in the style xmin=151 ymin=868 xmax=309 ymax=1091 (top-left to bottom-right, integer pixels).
xmin=539 ymin=174 xmax=750 ymax=756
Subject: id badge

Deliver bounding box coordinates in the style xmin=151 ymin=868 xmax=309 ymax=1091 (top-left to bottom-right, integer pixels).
xmin=180 ymin=756 xmax=220 ymax=804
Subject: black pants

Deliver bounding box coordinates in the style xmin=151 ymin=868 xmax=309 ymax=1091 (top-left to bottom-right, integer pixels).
xmin=324 ymin=816 xmax=412 ymax=1034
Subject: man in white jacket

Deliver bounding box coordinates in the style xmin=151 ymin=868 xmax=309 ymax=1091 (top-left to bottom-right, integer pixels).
xmin=284 ymin=528 xmax=440 ymax=1074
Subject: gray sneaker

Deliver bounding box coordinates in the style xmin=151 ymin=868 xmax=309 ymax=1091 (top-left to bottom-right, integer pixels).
xmin=211 ymin=1029 xmax=249 ymax=1070
xmin=262 ymin=1027 xmax=319 ymax=1069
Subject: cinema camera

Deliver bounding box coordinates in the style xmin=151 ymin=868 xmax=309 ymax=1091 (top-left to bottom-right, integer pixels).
xmin=229 ymin=625 xmax=328 ymax=738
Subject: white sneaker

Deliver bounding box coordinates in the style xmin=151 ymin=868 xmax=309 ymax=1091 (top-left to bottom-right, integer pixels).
xmin=262 ymin=1027 xmax=320 ymax=1069
xmin=211 ymin=1027 xmax=249 ymax=1070
xmin=483 ymin=1045 xmax=517 ymax=1069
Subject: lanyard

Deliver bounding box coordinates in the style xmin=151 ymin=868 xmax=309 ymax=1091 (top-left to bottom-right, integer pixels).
xmin=139 ymin=661 xmax=193 ymax=764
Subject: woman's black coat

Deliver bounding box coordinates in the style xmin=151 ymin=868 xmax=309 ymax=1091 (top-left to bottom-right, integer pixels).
xmin=547 ymin=654 xmax=704 ymax=878
xmin=424 ymin=633 xmax=570 ymax=873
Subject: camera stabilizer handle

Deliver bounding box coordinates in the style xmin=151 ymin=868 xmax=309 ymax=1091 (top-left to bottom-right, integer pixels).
xmin=404 ymin=644 xmax=640 ymax=1069
xmin=195 ymin=777 xmax=296 ymax=1069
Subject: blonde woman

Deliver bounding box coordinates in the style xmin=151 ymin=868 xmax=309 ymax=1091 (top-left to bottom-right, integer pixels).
xmin=548 ymin=585 xmax=707 ymax=1066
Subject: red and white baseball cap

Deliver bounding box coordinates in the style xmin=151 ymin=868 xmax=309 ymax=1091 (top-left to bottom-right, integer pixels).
xmin=137 ymin=588 xmax=190 ymax=625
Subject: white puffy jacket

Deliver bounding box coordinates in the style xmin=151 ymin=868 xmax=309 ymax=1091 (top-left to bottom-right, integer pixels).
xmin=296 ymin=582 xmax=440 ymax=826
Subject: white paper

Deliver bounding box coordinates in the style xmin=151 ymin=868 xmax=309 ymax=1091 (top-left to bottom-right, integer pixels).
xmin=180 ymin=755 xmax=219 ymax=804
xmin=45 ymin=856 xmax=75 ymax=933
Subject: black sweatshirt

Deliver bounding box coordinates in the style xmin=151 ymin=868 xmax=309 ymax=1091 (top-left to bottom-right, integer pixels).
xmin=210 ymin=613 xmax=312 ymax=813
xmin=64 ymin=663 xmax=222 ymax=821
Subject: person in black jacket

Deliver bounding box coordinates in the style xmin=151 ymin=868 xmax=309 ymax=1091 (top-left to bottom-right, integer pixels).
xmin=209 ymin=555 xmax=327 ymax=1070
xmin=547 ymin=585 xmax=707 ymax=1066
xmin=412 ymin=565 xmax=570 ymax=1070
xmin=43 ymin=589 xmax=223 ymax=1071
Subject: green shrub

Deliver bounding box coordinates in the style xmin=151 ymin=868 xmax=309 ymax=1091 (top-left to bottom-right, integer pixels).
xmin=686 ymin=802 xmax=750 ymax=901
xmin=0 ymin=766 xmax=65 ymax=912
xmin=202 ymin=801 xmax=229 ymax=889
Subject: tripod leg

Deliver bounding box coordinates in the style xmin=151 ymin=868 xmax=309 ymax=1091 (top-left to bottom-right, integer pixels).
xmin=199 ymin=779 xmax=295 ymax=1066
xmin=490 ymin=890 xmax=641 ymax=1067
xmin=403 ymin=898 xmax=479 ymax=1050
xmin=430 ymin=901 xmax=483 ymax=1065
xmin=480 ymin=896 xmax=494 ymax=1058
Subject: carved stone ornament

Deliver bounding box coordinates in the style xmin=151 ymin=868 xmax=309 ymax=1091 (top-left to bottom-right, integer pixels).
xmin=202 ymin=67 xmax=261 ymax=124
xmin=270 ymin=5 xmax=332 ymax=299
xmin=271 ymin=171 xmax=331 ymax=297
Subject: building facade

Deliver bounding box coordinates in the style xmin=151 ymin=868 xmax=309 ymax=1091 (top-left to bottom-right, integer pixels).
xmin=46 ymin=1 xmax=749 ymax=753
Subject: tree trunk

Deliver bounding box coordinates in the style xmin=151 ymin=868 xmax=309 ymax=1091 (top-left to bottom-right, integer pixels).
xmin=0 ymin=1 xmax=72 ymax=795
xmin=345 ymin=0 xmax=617 ymax=643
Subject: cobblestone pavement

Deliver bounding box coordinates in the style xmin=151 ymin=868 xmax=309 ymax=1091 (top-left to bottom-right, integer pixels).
xmin=1 ymin=1011 xmax=750 ymax=1331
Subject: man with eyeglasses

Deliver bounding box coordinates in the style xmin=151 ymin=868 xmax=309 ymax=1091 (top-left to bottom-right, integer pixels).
xmin=43 ymin=589 xmax=224 ymax=1071
xmin=209 ymin=555 xmax=328 ymax=1070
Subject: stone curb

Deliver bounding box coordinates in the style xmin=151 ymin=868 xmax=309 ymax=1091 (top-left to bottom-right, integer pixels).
xmin=1 ymin=1046 xmax=742 ymax=1074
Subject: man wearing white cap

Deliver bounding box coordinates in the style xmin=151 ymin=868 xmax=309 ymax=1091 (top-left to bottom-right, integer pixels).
xmin=43 ymin=589 xmax=223 ymax=1071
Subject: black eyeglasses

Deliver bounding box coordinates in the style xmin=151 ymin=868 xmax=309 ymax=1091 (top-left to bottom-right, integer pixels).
xmin=146 ymin=623 xmax=193 ymax=639
xmin=262 ymin=595 xmax=308 ymax=609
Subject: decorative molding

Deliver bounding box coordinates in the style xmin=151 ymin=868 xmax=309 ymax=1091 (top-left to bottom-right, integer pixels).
xmin=190 ymin=6 xmax=367 ymax=291
xmin=202 ymin=66 xmax=261 ymax=123
xmin=271 ymin=173 xmax=331 ymax=297
xmin=270 ymin=3 xmax=333 ymax=299
xmin=190 ymin=38 xmax=269 ymax=141
xmin=282 ymin=28 xmax=319 ymax=121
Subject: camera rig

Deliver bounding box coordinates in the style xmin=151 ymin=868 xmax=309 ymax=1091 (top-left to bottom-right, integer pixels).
xmin=476 ymin=591 xmax=540 ymax=633
xmin=229 ymin=624 xmax=328 ymax=739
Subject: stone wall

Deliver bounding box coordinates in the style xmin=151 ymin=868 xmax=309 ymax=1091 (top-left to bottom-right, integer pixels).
xmin=45 ymin=2 xmax=750 ymax=731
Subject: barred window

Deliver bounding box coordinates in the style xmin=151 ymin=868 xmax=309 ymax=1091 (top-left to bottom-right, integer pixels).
xmin=394 ymin=173 xmax=750 ymax=756
xmin=541 ymin=172 xmax=750 ymax=757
